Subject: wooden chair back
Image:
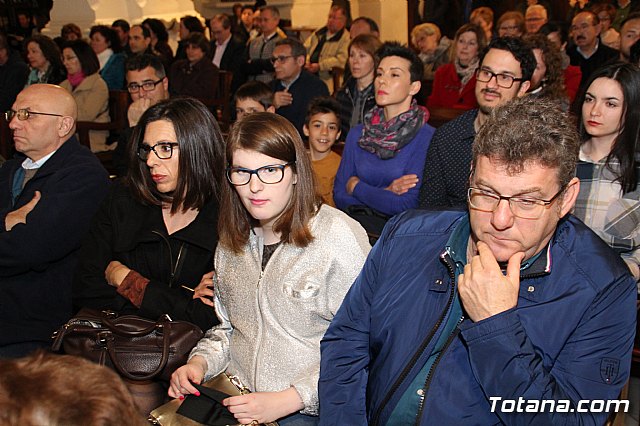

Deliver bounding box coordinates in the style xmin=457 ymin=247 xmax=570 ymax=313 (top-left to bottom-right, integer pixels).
xmin=332 ymin=67 xmax=344 ymax=95
xmin=197 ymin=70 xmax=233 ymax=132
xmin=0 ymin=116 xmax=12 ymax=160
xmin=427 ymin=106 xmax=467 ymax=128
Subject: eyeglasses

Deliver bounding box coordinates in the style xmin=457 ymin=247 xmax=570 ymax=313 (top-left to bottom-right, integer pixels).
xmin=270 ymin=55 xmax=293 ymax=64
xmin=137 ymin=142 xmax=179 ymax=160
xmin=467 ymin=186 xmax=566 ymax=219
xmin=475 ymin=68 xmax=524 ymax=89
xmin=226 ymin=162 xmax=295 ymax=186
xmin=525 ymin=17 xmax=544 ymax=22
xmin=127 ymin=78 xmax=164 ymax=93
xmin=5 ymin=109 xmax=63 ymax=121
xmin=499 ymin=25 xmax=519 ymax=31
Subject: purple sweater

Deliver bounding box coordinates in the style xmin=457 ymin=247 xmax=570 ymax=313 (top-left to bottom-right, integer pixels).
xmin=334 ymin=123 xmax=434 ymax=216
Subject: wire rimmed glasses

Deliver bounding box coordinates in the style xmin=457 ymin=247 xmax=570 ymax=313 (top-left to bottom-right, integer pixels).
xmin=5 ymin=109 xmax=63 ymax=121
xmin=467 ymin=186 xmax=566 ymax=219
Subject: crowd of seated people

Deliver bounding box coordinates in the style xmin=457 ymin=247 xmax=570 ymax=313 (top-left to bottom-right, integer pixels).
xmin=0 ymin=1 xmax=639 ymax=424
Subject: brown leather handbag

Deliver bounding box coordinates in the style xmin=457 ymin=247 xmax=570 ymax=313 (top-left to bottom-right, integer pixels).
xmin=51 ymin=309 xmax=203 ymax=382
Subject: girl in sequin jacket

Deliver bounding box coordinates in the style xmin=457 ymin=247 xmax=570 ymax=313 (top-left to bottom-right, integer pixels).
xmin=169 ymin=113 xmax=370 ymax=425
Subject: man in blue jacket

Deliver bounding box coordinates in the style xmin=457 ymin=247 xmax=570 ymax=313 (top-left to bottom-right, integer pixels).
xmin=0 ymin=84 xmax=110 ymax=358
xmin=319 ymin=96 xmax=637 ymax=425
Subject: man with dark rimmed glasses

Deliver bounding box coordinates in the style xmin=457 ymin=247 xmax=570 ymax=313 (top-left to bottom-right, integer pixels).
xmin=419 ymin=37 xmax=535 ymax=210
xmin=113 ymin=54 xmax=170 ymax=177
xmin=320 ymin=96 xmax=636 ymax=425
xmin=0 ymin=84 xmax=110 ymax=358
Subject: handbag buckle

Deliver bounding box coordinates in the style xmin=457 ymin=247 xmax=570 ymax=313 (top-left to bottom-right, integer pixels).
xmin=228 ymin=374 xmax=251 ymax=394
xmin=97 ymin=331 xmax=113 ymax=346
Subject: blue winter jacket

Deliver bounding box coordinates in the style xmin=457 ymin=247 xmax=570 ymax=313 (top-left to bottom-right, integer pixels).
xmin=319 ymin=210 xmax=637 ymax=425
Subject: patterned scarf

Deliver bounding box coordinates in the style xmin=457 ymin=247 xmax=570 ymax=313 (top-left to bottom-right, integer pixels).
xmin=358 ymin=100 xmax=429 ymax=159
xmin=454 ymin=57 xmax=478 ymax=89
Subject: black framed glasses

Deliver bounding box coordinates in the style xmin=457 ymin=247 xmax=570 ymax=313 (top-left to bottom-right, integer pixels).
xmin=467 ymin=186 xmax=566 ymax=219
xmin=137 ymin=142 xmax=180 ymax=160
xmin=226 ymin=162 xmax=295 ymax=186
xmin=5 ymin=109 xmax=63 ymax=121
xmin=475 ymin=69 xmax=524 ymax=89
xmin=270 ymin=55 xmax=293 ymax=64
xmin=127 ymin=78 xmax=164 ymax=93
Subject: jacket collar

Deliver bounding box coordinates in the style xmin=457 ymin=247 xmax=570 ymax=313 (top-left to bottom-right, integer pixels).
xmin=131 ymin=198 xmax=219 ymax=251
xmin=315 ymin=26 xmax=346 ymax=42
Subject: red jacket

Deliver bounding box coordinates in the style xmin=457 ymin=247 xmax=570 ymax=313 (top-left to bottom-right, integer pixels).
xmin=564 ymin=65 xmax=582 ymax=103
xmin=427 ymin=63 xmax=477 ymax=110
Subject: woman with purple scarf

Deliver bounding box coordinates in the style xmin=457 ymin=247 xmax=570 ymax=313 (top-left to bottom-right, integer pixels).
xmin=334 ymin=42 xmax=435 ymax=240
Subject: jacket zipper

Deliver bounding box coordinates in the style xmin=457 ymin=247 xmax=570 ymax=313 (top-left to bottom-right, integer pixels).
xmin=151 ymin=230 xmax=184 ymax=287
xmin=371 ymin=251 xmax=457 ymax=426
xmin=411 ymin=261 xmax=545 ymax=424
xmin=252 ymin=241 xmax=281 ymax=391
xmin=415 ymin=320 xmax=463 ymax=425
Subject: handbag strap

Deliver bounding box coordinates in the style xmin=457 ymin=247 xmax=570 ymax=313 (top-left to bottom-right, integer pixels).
xmin=101 ymin=316 xmax=167 ymax=337
xmin=104 ymin=323 xmax=171 ymax=381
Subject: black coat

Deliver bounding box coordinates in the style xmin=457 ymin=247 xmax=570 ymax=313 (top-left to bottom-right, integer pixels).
xmin=0 ymin=137 xmax=110 ymax=347
xmin=73 ymin=183 xmax=220 ymax=332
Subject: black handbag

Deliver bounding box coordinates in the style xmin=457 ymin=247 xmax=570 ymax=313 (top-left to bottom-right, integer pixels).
xmin=51 ymin=308 xmax=203 ymax=382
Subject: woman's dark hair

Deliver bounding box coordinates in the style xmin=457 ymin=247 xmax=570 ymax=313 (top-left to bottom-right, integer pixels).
xmin=142 ymin=18 xmax=169 ymax=43
xmin=539 ymin=21 xmax=569 ymax=45
xmin=25 ymin=35 xmax=65 ymax=74
xmin=219 ymin=113 xmax=320 ymax=253
xmin=575 ymin=62 xmax=640 ymax=194
xmin=185 ymin=32 xmax=210 ymax=57
xmin=376 ymin=41 xmax=423 ymax=83
xmin=90 ymin=25 xmax=122 ymax=53
xmin=127 ymin=98 xmax=224 ymax=213
xmin=181 ymin=16 xmax=205 ymax=34
xmin=62 ymin=39 xmax=100 ymax=75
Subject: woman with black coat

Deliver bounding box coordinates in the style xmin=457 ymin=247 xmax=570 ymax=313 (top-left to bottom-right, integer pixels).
xmin=73 ymin=98 xmax=224 ymax=332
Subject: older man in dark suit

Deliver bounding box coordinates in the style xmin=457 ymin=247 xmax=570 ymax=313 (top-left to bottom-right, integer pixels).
xmin=0 ymin=84 xmax=110 ymax=358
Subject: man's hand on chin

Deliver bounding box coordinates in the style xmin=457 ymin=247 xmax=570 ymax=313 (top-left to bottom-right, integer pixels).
xmin=458 ymin=241 xmax=524 ymax=322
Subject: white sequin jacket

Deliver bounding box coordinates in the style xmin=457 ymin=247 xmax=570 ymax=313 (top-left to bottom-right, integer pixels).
xmin=189 ymin=204 xmax=371 ymax=415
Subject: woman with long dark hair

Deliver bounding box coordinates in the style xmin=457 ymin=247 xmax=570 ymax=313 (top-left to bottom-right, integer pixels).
xmin=24 ymin=35 xmax=66 ymax=86
xmin=574 ymin=62 xmax=640 ymax=282
xmin=73 ymin=97 xmax=225 ymax=332
xmin=169 ymin=113 xmax=369 ymax=425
